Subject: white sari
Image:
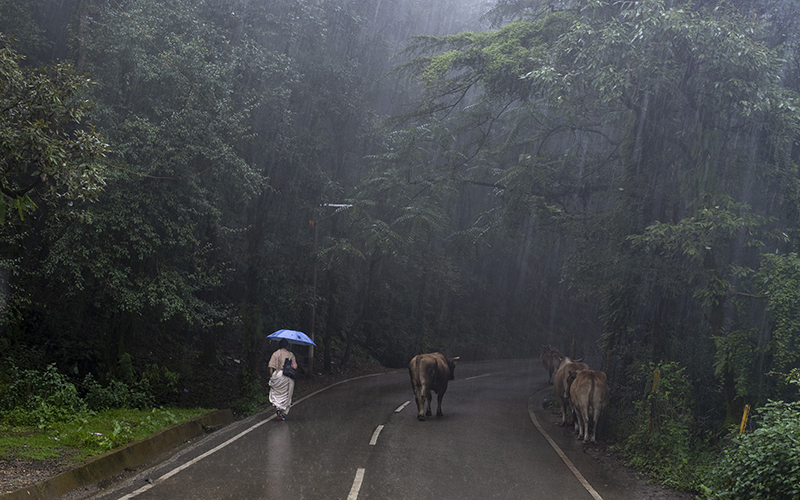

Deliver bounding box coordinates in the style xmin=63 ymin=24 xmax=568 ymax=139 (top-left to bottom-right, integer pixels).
xmin=269 ymin=370 xmax=295 ymax=413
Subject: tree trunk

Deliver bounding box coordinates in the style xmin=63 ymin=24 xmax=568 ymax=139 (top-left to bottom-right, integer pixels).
xmin=323 ymin=270 xmax=338 ymax=373
xmin=705 ymin=251 xmax=742 ymax=424
xmin=76 ymin=0 xmax=89 ymax=72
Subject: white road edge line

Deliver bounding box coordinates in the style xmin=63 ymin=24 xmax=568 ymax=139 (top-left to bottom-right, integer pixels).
xmin=463 ymin=373 xmax=494 ymax=381
xmin=527 ymin=395 xmax=604 ymax=500
xmin=118 ymin=416 xmax=272 ymax=500
xmin=116 ymin=372 xmax=390 ymax=499
xmin=347 ymin=468 xmax=366 ymax=500
xmin=395 ymin=400 xmax=411 ymax=412
xmin=369 ymin=425 xmax=384 ymax=445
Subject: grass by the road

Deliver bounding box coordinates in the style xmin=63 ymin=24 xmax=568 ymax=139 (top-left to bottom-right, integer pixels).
xmin=0 ymin=407 xmax=210 ymax=464
xmin=1 ymin=357 xmax=392 ymax=467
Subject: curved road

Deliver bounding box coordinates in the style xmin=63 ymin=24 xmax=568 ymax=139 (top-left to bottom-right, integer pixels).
xmin=91 ymin=359 xmax=634 ymax=500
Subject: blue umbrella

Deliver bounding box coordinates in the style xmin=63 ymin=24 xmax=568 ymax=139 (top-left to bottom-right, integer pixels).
xmin=267 ymin=329 xmax=316 ymax=346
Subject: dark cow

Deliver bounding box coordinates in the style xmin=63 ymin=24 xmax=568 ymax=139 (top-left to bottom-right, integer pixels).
xmin=408 ymin=352 xmax=459 ymax=421
xmin=569 ymin=369 xmax=610 ymax=443
xmin=540 ymin=346 xmax=563 ymax=384
xmin=552 ymin=356 xmax=589 ymax=426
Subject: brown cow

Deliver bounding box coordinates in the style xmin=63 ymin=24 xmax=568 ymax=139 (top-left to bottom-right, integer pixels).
xmin=540 ymin=346 xmax=563 ymax=384
xmin=569 ymin=370 xmax=609 ymax=443
xmin=408 ymin=353 xmax=459 ymax=421
xmin=552 ymin=356 xmax=589 ymax=426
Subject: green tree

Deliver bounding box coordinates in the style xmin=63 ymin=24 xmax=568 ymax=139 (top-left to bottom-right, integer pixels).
xmin=0 ymin=34 xmax=107 ymax=340
xmin=8 ymin=0 xmax=288 ymax=393
xmin=0 ymin=1 xmax=53 ymax=64
xmin=756 ymin=254 xmax=800 ymax=378
xmin=394 ymin=0 xmax=800 ymax=426
xmin=0 ymin=35 xmax=107 ymax=222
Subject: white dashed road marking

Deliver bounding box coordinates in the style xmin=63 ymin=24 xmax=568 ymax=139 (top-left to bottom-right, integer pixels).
xmin=369 ymin=425 xmax=384 ymax=446
xmin=117 ymin=371 xmax=593 ymax=500
xmin=347 ymin=468 xmax=366 ymax=500
xmin=395 ymin=400 xmax=411 ymax=412
xmin=115 ymin=372 xmax=388 ymax=499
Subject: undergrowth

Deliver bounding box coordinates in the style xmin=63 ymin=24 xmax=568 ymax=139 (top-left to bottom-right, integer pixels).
xmin=0 ymin=407 xmax=210 ymax=462
xmin=0 ymin=361 xmax=211 ymax=462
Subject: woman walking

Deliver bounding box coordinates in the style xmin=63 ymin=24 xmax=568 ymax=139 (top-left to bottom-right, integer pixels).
xmin=268 ymin=339 xmax=298 ymax=421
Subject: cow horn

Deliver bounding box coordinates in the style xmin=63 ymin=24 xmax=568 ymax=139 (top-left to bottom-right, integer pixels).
xmin=574 ymin=356 xmax=584 ymax=362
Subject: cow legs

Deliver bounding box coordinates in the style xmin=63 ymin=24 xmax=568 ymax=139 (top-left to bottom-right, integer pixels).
xmin=571 ymin=401 xmax=581 ymax=436
xmin=571 ymin=399 xmax=583 ymax=440
xmin=424 ymin=385 xmax=433 ymax=416
xmin=580 ymin=406 xmax=591 ymax=442
xmin=589 ymin=410 xmax=599 ymax=443
xmin=413 ymin=382 xmax=438 ymax=420
xmin=435 ymin=389 xmax=446 ymax=416
xmin=559 ymin=398 xmax=570 ymax=426
xmin=412 ymin=382 xmax=426 ymax=421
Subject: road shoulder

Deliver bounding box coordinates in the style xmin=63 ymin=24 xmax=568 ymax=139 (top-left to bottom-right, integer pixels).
xmin=527 ymin=386 xmax=695 ymax=500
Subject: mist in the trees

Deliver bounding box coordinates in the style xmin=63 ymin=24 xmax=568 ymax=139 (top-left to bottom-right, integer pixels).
xmin=1 ymin=2 xmax=799 ymax=472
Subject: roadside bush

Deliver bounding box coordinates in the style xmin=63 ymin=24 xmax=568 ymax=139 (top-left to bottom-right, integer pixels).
xmin=0 ymin=363 xmax=88 ymax=428
xmin=82 ymin=373 xmax=154 ymax=410
xmin=233 ymin=368 xmax=268 ymax=415
xmin=700 ymin=400 xmax=800 ymax=499
xmin=700 ymin=371 xmax=800 ymax=499
xmin=0 ymin=362 xmax=159 ymax=429
xmin=620 ymin=360 xmax=697 ymax=489
xmin=142 ymin=363 xmax=180 ymax=404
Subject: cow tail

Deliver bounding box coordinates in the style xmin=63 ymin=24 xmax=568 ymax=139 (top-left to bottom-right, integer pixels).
xmin=411 ymin=359 xmax=420 ymax=384
xmin=587 ymin=378 xmax=596 ymax=418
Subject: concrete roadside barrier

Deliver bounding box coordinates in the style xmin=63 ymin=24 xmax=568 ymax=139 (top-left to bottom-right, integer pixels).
xmin=1 ymin=409 xmax=234 ymax=500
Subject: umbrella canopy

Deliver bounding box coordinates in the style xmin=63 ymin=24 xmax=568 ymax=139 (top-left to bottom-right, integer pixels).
xmin=267 ymin=329 xmax=316 ymax=346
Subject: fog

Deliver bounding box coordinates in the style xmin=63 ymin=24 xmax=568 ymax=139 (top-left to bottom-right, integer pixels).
xmin=1 ymin=0 xmax=799 ymax=449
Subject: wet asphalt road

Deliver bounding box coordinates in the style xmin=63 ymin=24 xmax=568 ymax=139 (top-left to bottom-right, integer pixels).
xmin=90 ymin=359 xmax=633 ymax=500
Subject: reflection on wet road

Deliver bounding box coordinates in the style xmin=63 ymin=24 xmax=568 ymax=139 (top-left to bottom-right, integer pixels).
xmin=93 ymin=360 xmax=634 ymax=500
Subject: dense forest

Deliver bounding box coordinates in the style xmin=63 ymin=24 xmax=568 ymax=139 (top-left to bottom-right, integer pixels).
xmin=2 ymin=0 xmax=800 ymax=495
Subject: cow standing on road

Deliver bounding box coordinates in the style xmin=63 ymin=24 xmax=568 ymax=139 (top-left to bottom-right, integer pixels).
xmin=553 ymin=356 xmax=589 ymax=426
xmin=540 ymin=346 xmax=563 ymax=384
xmin=408 ymin=352 xmax=459 ymax=421
xmin=569 ymin=369 xmax=610 ymax=443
